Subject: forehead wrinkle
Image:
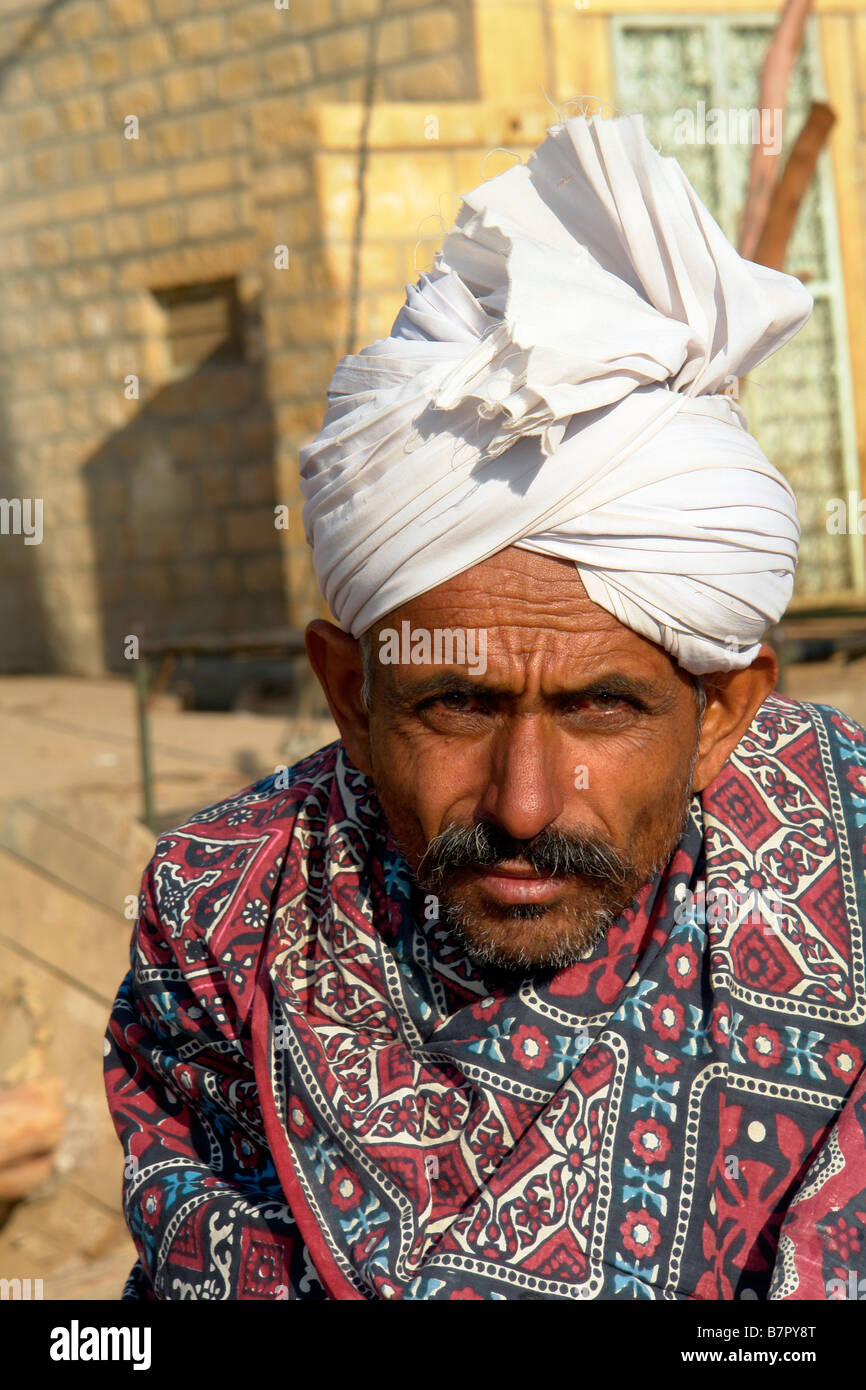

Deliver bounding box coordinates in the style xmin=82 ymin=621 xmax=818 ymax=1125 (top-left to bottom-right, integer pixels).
xmin=403 ymin=600 xmax=622 ymax=633
xmin=365 ymin=549 xmax=676 ymax=681
xmin=376 ymin=546 xmax=620 ymax=634
xmin=383 ymin=584 xmax=631 ymax=641
xmin=369 ymin=605 xmax=672 ymax=693
xmin=485 ymin=645 xmax=669 ymax=699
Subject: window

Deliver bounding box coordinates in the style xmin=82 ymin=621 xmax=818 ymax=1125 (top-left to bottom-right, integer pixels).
xmin=611 ymin=14 xmax=863 ymax=597
xmin=151 ymin=278 xmax=245 ymax=379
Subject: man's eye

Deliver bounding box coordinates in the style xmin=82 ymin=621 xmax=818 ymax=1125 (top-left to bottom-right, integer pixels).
xmin=415 ymin=689 xmax=644 ymax=716
xmin=588 ymin=692 xmax=626 ymax=709
xmin=421 ymin=691 xmax=477 ymax=712
xmin=438 ymin=692 xmax=474 ymax=709
xmin=568 ymin=691 xmax=641 ymax=714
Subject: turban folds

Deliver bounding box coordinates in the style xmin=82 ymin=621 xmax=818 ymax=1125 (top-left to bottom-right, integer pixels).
xmin=299 ymin=113 xmax=813 ymax=673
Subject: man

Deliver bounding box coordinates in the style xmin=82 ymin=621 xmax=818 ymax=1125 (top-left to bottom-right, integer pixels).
xmin=105 ymin=112 xmax=866 ymax=1301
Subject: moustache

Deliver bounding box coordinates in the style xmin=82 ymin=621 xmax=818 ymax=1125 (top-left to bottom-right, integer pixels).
xmin=415 ymin=821 xmax=630 ymax=889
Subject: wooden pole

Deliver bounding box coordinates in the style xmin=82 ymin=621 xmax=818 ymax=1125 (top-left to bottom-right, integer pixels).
xmin=739 ymin=0 xmax=814 ymax=262
xmin=754 ymin=101 xmax=836 ymax=271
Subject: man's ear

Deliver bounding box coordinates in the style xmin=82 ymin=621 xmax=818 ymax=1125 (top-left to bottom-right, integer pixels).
xmin=691 ymin=643 xmax=779 ymax=793
xmin=305 ymin=619 xmax=372 ymax=776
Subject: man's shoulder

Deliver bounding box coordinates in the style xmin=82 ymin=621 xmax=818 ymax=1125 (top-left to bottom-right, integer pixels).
xmin=708 ymin=690 xmax=866 ymax=837
xmin=135 ymin=739 xmax=348 ymax=952
xmin=746 ymin=690 xmax=866 ymax=748
xmin=127 ymin=743 xmax=352 ymax=1028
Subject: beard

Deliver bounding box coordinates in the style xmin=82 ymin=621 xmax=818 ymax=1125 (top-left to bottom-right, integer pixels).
xmin=409 ymin=775 xmax=697 ymax=977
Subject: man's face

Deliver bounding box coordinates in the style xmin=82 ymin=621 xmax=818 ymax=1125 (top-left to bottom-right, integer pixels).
xmin=361 ymin=548 xmax=703 ymax=974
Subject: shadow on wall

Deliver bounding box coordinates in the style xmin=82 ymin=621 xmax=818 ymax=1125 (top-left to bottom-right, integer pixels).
xmin=84 ymin=325 xmax=284 ymax=677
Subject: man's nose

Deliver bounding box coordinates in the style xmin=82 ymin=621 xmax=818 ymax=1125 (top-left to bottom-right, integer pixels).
xmin=476 ymin=717 xmax=566 ymax=843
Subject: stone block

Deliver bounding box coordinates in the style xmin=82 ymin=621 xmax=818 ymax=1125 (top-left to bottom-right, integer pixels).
xmin=90 ymin=42 xmax=126 ymax=83
xmin=184 ymin=192 xmax=242 ymax=239
xmin=53 ymin=184 xmax=110 ymax=219
xmin=35 ymin=51 xmax=88 ymax=95
xmin=127 ymin=27 xmax=173 ymax=73
xmin=229 ymin=5 xmax=285 ymax=47
xmin=145 ymin=203 xmax=183 ymax=246
xmin=16 ymin=107 xmax=57 ymax=143
xmin=261 ymin=40 xmax=314 ymax=89
xmin=69 ymin=219 xmax=105 ymax=257
xmin=58 ymin=92 xmax=106 ymax=136
xmin=111 ymin=169 xmax=170 ymax=207
xmin=150 ymin=120 xmax=198 ymax=161
xmin=216 ymin=55 xmax=261 ymax=101
xmin=106 ymin=80 xmax=162 ymax=122
xmin=172 ymin=14 xmax=228 ymax=61
xmin=173 ymin=156 xmax=235 ymax=195
xmin=162 ymin=68 xmax=204 ymax=110
xmin=409 ymin=7 xmax=461 ymax=54
xmin=107 ymin=0 xmax=153 ymax=30
xmin=313 ymin=25 xmax=371 ymax=77
xmin=104 ymin=212 xmax=146 ymax=254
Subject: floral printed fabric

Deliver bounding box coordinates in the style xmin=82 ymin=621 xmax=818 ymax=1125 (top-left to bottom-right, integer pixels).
xmin=104 ymin=692 xmax=866 ymax=1300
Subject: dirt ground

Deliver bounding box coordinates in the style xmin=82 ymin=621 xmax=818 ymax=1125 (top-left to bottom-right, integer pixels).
xmin=0 ymin=658 xmax=862 ymax=1299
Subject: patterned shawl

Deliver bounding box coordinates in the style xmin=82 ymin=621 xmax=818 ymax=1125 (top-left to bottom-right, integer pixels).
xmin=104 ymin=692 xmax=866 ymax=1300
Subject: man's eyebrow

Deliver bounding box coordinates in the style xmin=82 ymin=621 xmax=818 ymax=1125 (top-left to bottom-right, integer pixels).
xmin=385 ymin=669 xmax=672 ymax=709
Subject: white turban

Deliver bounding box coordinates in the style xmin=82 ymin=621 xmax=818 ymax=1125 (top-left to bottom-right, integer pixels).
xmin=299 ymin=112 xmax=813 ymax=673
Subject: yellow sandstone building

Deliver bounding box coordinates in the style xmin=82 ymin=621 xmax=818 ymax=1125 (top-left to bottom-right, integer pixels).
xmin=1 ymin=0 xmax=865 ymax=675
